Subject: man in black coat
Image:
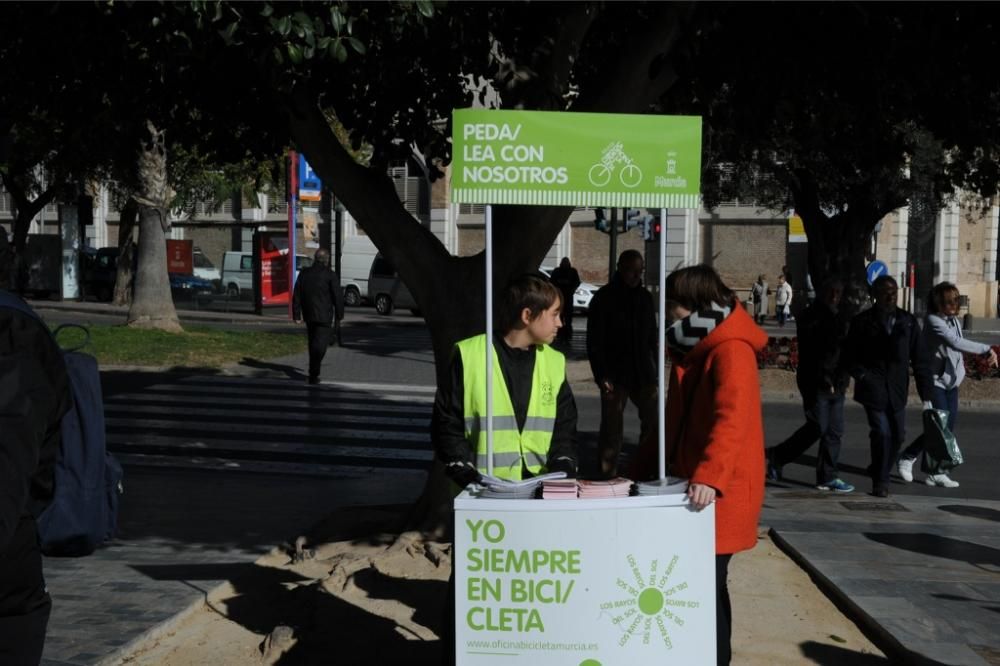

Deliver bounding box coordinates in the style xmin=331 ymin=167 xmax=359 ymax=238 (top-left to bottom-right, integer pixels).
xmin=293 ymin=248 xmax=345 ymax=385
xmin=0 ymin=291 xmax=72 ymax=665
xmin=586 ymin=249 xmax=658 ymax=478
xmin=843 ymin=275 xmax=934 ymax=497
xmin=767 ymin=279 xmax=854 ymax=492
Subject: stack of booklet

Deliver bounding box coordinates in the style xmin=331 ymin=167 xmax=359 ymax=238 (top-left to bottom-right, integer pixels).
xmin=475 ymin=471 xmax=567 ymax=499
xmin=578 ymin=478 xmax=634 ymax=499
xmin=540 ymin=478 xmax=579 ymax=499
xmin=636 ymin=477 xmax=689 ymax=496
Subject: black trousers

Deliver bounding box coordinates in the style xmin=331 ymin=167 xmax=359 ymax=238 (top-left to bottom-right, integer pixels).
xmin=306 ymin=322 xmax=333 ymax=380
xmin=0 ymin=519 xmax=51 ymax=666
xmin=716 ymin=553 xmax=733 ymax=666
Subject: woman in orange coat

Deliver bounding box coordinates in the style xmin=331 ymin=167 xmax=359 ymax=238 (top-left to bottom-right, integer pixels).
xmin=663 ymin=265 xmax=767 ymax=665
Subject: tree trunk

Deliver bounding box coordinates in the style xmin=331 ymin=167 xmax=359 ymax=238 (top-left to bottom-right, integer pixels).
xmin=793 ymin=175 xmax=900 ymax=318
xmin=127 ymin=121 xmax=181 ymax=332
xmin=113 ymin=198 xmax=138 ymax=306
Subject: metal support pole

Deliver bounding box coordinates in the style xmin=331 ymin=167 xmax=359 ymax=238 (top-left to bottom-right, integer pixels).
xmin=288 ymin=150 xmax=298 ymax=320
xmin=485 ymin=204 xmax=494 ymax=477
xmin=658 ymin=208 xmax=667 ymax=481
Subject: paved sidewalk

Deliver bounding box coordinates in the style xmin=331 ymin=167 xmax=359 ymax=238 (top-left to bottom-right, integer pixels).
xmin=763 ymin=489 xmax=1000 ymax=666
xmin=42 ymin=480 xmax=1000 ymax=665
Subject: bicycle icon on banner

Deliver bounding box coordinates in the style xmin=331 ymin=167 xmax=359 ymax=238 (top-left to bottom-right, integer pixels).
xmin=588 ymin=142 xmax=643 ymax=188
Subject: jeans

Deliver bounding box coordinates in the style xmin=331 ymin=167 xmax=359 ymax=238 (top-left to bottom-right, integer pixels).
xmin=598 ymin=383 xmax=658 ymax=478
xmin=771 ymin=393 xmax=845 ymax=484
xmin=863 ymin=405 xmax=907 ymax=489
xmin=900 ymin=386 xmax=958 ymax=461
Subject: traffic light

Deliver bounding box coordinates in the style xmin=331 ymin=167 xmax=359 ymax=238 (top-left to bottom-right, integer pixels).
xmin=643 ymin=218 xmax=662 ymax=242
xmin=594 ymin=208 xmax=609 ymax=233
xmin=623 ymin=208 xmax=653 ymax=233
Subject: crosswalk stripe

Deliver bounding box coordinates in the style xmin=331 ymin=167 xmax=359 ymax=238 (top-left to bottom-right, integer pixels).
xmin=183 ymin=375 xmax=438 ymax=394
xmin=107 ymin=393 xmax=430 ymax=416
xmin=107 ymin=433 xmax=432 ymax=461
xmin=104 ymin=404 xmax=429 ymax=428
xmin=126 ymin=384 xmax=435 ymax=403
xmin=112 ymin=453 xmax=430 ymax=477
xmin=105 ymin=417 xmax=429 ymax=442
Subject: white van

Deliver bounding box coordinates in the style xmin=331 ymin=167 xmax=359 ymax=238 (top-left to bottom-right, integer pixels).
xmin=221 ymin=251 xmax=312 ymax=298
xmin=339 ymin=235 xmax=379 ymax=306
xmin=222 ymin=251 xmax=253 ymax=297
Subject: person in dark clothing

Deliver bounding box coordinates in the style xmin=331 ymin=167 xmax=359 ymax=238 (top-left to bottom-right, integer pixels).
xmin=586 ymin=249 xmax=658 ymax=478
xmin=0 ymin=291 xmax=72 ymax=665
xmin=843 ymin=275 xmax=934 ymax=497
xmin=549 ymin=257 xmax=581 ymax=340
xmin=293 ymin=248 xmax=345 ymax=385
xmin=766 ymin=279 xmax=854 ymax=492
xmin=432 ymin=273 xmax=578 ymax=487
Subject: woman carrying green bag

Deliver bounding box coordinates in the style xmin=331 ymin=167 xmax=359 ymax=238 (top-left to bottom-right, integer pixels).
xmin=897 ymin=283 xmax=998 ymax=487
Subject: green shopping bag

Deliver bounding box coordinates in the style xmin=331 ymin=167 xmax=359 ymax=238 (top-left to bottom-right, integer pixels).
xmin=920 ymin=408 xmax=964 ymax=474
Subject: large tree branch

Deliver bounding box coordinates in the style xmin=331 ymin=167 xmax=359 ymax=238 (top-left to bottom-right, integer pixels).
xmin=573 ymin=2 xmax=696 ymax=113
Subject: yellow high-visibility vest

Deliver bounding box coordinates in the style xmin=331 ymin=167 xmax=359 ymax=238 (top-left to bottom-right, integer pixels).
xmin=457 ymin=334 xmax=565 ymax=480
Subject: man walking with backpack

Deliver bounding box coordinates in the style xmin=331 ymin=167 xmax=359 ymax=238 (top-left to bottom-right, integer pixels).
xmin=0 ymin=287 xmax=72 ymax=664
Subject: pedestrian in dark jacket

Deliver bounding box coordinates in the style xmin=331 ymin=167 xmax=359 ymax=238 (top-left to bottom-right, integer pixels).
xmin=293 ymin=248 xmax=345 ymax=384
xmin=843 ymin=275 xmax=934 ymax=497
xmin=549 ymin=257 xmax=581 ymax=340
xmin=586 ymin=249 xmax=658 ymax=478
xmin=0 ymin=291 xmax=72 ymax=665
xmin=766 ymin=279 xmax=854 ymax=492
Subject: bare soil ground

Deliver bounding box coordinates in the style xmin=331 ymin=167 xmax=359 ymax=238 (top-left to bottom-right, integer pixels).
xmin=119 ymin=508 xmax=885 ymax=666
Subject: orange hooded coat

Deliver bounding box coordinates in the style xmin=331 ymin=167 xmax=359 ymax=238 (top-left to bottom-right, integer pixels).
xmin=641 ymin=305 xmax=768 ymax=555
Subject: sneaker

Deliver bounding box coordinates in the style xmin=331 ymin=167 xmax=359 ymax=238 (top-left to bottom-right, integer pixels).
xmin=896 ymin=457 xmax=915 ymax=483
xmin=871 ymin=486 xmax=890 ymax=498
xmin=764 ymin=449 xmax=782 ymax=481
xmin=925 ymin=473 xmax=960 ymax=488
xmin=817 ymin=478 xmax=855 ymax=493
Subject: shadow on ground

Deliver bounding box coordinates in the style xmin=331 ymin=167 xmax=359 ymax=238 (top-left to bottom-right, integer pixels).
xmin=799 ymin=640 xmax=892 ymax=665
xmin=207 ymin=506 xmax=447 ymax=665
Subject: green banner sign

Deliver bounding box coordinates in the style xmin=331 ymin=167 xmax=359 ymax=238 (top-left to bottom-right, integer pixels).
xmin=451 ymin=109 xmax=701 ymax=209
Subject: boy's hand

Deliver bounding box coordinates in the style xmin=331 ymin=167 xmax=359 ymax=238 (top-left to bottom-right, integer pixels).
xmin=445 ymin=461 xmax=481 ymax=487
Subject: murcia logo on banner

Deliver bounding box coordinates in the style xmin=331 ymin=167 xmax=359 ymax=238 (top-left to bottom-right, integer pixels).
xmin=598 ymin=553 xmax=700 ymax=650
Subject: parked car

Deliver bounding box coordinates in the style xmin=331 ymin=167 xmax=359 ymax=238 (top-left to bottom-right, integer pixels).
xmin=169 ymin=272 xmax=215 ymax=301
xmin=539 ymin=266 xmax=600 ymax=312
xmin=192 ymin=247 xmax=221 ymax=285
xmin=369 ymin=254 xmax=419 ymax=316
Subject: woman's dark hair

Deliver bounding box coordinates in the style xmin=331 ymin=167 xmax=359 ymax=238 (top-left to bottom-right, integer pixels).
xmin=498 ymin=273 xmax=561 ymax=333
xmin=927 ymin=281 xmax=960 ymax=315
xmin=665 ymin=265 xmax=735 ymax=312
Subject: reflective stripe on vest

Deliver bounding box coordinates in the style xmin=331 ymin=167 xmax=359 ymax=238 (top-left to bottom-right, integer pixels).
xmin=457 ymin=334 xmax=565 ymax=480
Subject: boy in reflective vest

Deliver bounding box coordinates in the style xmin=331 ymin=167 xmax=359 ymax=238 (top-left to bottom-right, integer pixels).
xmin=432 ymin=273 xmax=578 ymax=486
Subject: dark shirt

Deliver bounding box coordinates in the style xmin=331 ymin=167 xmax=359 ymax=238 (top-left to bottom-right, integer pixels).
xmin=795 ymin=301 xmax=850 ymax=398
xmin=293 ymin=264 xmax=345 ymax=325
xmin=549 ymin=265 xmax=581 ymax=302
xmin=586 ymin=273 xmax=657 ymax=389
xmin=843 ymin=305 xmax=933 ymax=410
xmin=432 ymin=333 xmax=577 ymax=476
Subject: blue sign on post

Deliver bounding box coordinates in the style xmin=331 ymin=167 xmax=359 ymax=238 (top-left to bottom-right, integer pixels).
xmin=298 ymin=155 xmax=321 ymax=202
xmin=866 ymin=260 xmax=889 ymax=285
